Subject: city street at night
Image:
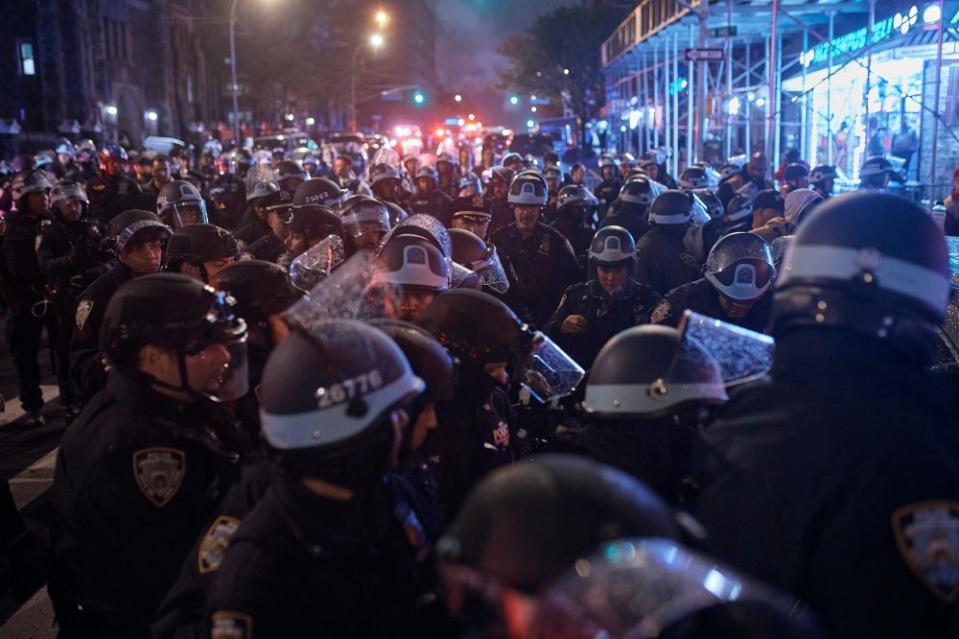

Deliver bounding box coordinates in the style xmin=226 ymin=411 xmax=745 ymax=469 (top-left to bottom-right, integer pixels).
xmin=2 ymin=1 xmax=959 ymax=637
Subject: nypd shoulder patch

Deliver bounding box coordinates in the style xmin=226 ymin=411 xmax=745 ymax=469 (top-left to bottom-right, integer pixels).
xmin=132 ymin=447 xmax=186 ymax=507
xmin=211 ymin=611 xmax=253 ymax=639
xmin=650 ymin=300 xmax=672 ymax=324
xmin=198 ymin=516 xmax=241 ymax=574
xmin=892 ymin=500 xmax=959 ymax=603
xmin=75 ymin=300 xmax=93 ymax=331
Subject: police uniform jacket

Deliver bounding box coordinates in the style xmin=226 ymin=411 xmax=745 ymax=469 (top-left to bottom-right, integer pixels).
xmin=599 ymin=205 xmax=649 ymax=246
xmin=545 ymin=279 xmax=661 ymax=369
xmin=492 ymin=222 xmax=582 ymax=328
xmin=37 ymin=218 xmax=110 ymax=306
xmin=650 ymin=278 xmax=772 ymax=333
xmin=593 ymin=179 xmax=621 ymax=217
xmin=633 ymin=224 xmax=702 ymax=296
xmin=692 ymin=329 xmax=959 ymax=638
xmin=49 ymin=368 xmax=248 ymax=637
xmin=2 ymin=209 xmax=51 ymax=310
xmin=408 ymin=189 xmax=453 ymax=220
xmin=204 ymin=470 xmax=443 ymax=638
xmin=484 ymin=195 xmax=513 ymax=234
xmin=88 ymin=174 xmax=142 ymax=226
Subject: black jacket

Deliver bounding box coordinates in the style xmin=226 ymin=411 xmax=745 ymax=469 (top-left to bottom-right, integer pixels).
xmin=204 ymin=471 xmax=445 ymax=638
xmin=492 ymin=222 xmax=582 ymax=328
xmin=87 ymin=173 xmax=143 ymax=226
xmin=408 ymin=189 xmax=453 ymax=220
xmin=545 ymin=279 xmax=660 ymax=368
xmin=599 ymin=202 xmax=649 ymax=244
xmin=692 ymin=329 xmax=959 ymax=638
xmin=37 ymin=218 xmax=111 ymax=305
xmin=633 ymin=224 xmax=701 ymax=295
xmin=2 ymin=209 xmax=51 ymax=309
xmin=650 ymin=277 xmax=772 ymax=333
xmin=484 ymin=195 xmax=513 ymax=234
xmin=49 ymin=369 xmax=249 ymax=638
xmin=593 ymin=179 xmax=621 ymax=217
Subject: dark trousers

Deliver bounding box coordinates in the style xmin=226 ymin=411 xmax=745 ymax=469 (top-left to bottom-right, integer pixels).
xmin=6 ymin=307 xmax=44 ymax=412
xmin=47 ymin=301 xmax=75 ymax=404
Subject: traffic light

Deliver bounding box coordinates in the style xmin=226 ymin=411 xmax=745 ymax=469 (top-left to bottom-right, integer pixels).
xmin=412 ymin=91 xmax=426 ymax=105
xmin=509 ymin=95 xmax=519 ymax=105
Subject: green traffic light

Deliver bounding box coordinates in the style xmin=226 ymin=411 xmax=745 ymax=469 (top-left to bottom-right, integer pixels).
xmin=413 ymin=92 xmax=425 ymax=105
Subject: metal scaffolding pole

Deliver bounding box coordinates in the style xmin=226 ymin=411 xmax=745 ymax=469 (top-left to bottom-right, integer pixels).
xmin=644 ymin=48 xmax=652 ymax=154
xmin=745 ymin=40 xmax=751 ymax=156
xmin=827 ymin=11 xmax=834 ymax=165
xmin=801 ymin=29 xmax=808 ymax=161
xmin=695 ymin=2 xmax=709 ymax=162
xmin=687 ymin=23 xmax=695 ymax=166
xmin=774 ymin=30 xmax=783 ymax=171
xmin=654 ymin=38 xmax=661 ymax=149
xmin=673 ymin=32 xmax=680 ymax=176
xmin=664 ymin=36 xmax=672 ymax=164
xmin=766 ymin=0 xmax=778 ymax=163
xmin=929 ymin=0 xmax=945 ymax=194
xmin=725 ymin=0 xmax=733 ymax=160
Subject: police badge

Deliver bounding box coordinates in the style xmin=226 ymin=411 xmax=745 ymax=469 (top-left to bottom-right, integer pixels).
xmin=133 ymin=448 xmax=186 ymax=507
xmin=892 ymin=501 xmax=959 ymax=603
xmin=75 ymin=300 xmax=93 ymax=330
xmin=211 ymin=611 xmax=253 ymax=639
xmin=198 ymin=516 xmax=241 ymax=573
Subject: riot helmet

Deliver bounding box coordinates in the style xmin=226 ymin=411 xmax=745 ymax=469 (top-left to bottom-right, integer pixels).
xmin=809 ymin=164 xmax=837 ymax=194
xmin=692 ymin=189 xmax=724 ymax=219
xmin=703 ymin=232 xmax=776 ymax=303
xmin=210 ymin=260 xmax=303 ymax=328
xmin=648 ymin=190 xmax=693 ymax=226
xmin=448 ymin=228 xmax=510 ymax=294
xmin=12 ymin=170 xmax=53 ymax=212
xmin=679 ymin=166 xmax=708 ymax=190
xmin=49 ymin=180 xmax=89 ymax=222
xmin=556 ymin=184 xmax=599 ymax=219
xmin=724 ymin=193 xmax=754 ymax=223
xmin=166 ymin=224 xmax=240 ymax=283
xmin=618 ymin=176 xmax=653 ymax=208
xmin=157 ymin=180 xmax=208 ymax=228
xmin=543 ymin=166 xmax=563 ymax=195
xmin=246 ymin=180 xmax=280 ymax=203
xmin=375 ymin=234 xmax=451 ymax=293
xmin=292 ymin=177 xmax=348 ymax=208
xmin=508 ymin=171 xmax=548 ymax=206
xmin=783 ymin=188 xmax=824 ymax=229
xmin=859 ymin=156 xmax=896 ymax=189
xmin=501 ymin=152 xmax=525 ymax=171
xmin=338 ymin=196 xmax=391 ymax=248
xmin=589 ymin=225 xmax=636 ymax=267
xmin=274 ymin=160 xmax=308 ymax=191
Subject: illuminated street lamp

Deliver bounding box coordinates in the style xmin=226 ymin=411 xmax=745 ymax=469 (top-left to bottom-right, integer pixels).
xmin=369 ymin=32 xmax=384 ymax=48
xmin=454 ymin=94 xmax=463 ymax=102
xmin=375 ymin=10 xmax=389 ymax=27
xmin=350 ymin=33 xmax=384 ymax=132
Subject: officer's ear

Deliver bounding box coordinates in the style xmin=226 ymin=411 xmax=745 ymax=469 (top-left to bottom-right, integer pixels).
xmin=178 ymin=262 xmax=202 ymax=281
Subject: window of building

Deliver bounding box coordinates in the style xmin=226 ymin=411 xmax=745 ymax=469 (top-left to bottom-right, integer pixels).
xmin=19 ymin=41 xmax=35 ymax=75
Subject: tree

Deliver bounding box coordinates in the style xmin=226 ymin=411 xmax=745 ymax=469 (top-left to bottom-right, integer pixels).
xmin=498 ymin=6 xmax=626 ymax=148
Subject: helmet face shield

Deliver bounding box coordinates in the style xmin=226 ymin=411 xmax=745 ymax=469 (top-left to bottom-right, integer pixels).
xmin=468 ymin=245 xmax=510 ymax=294
xmin=288 ymin=234 xmax=346 ymax=290
xmin=342 ymin=203 xmax=391 ymax=241
xmin=678 ymin=310 xmax=774 ymax=386
xmin=166 ymin=200 xmax=209 ymax=228
xmin=177 ymin=290 xmax=250 ymax=402
xmin=520 ymin=332 xmax=585 ymax=404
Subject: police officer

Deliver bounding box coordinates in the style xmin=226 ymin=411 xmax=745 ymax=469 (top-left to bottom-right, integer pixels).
xmin=38 ymin=181 xmax=113 ymax=417
xmin=651 ymin=232 xmax=775 ymax=333
xmin=545 ymin=226 xmax=660 ymax=368
xmin=781 ymin=163 xmax=810 ymax=194
xmin=280 ymin=204 xmax=343 ymax=264
xmin=243 ymin=189 xmax=295 ymax=264
xmin=634 ymin=190 xmax=701 ymax=295
xmin=50 ymin=273 xmax=251 ymax=637
xmin=273 ymin=159 xmax=308 ymax=193
xmin=448 ymin=228 xmax=513 ymax=297
xmin=138 ymin=154 xmax=173 ymax=212
xmin=157 ymin=180 xmax=209 ymax=229
xmin=692 ymin=192 xmax=959 ymax=638
xmin=679 ymin=165 xmax=709 ymax=191
xmin=859 ymin=155 xmax=897 ymax=191
xmin=332 ymin=156 xmax=372 ymax=196
xmin=339 ymin=195 xmax=393 ymax=254
xmin=448 ymin=205 xmax=492 ymax=241
xmin=599 ymin=176 xmax=651 ymax=242
xmin=166 ymin=224 xmax=240 ymax=284
xmin=291 ymin=176 xmax=348 ymax=209
xmin=436 ymin=154 xmax=460 ymax=198
xmin=492 ymin=171 xmax=581 ymax=328
xmin=234 ymin=180 xmax=280 ymax=247
xmin=699 ymin=192 xmax=754 ymax=258
xmin=419 ymin=289 xmax=530 ymax=518
xmin=375 ymin=234 xmax=450 ymax=323
xmin=87 ymin=144 xmax=142 ymax=226
xmin=548 ymin=184 xmax=597 ymax=267
xmin=208 ymin=165 xmax=248 ymax=230
xmin=70 ymin=211 xmax=172 ymax=405
xmin=3 ymin=170 xmax=54 ymax=425
xmin=369 ymin=163 xmax=410 ymax=208
xmin=483 ymin=166 xmax=514 ymax=233
xmin=593 ymin=156 xmax=622 ymax=218
xmin=205 ymin=320 xmax=444 ymax=637
xmin=581 ymin=324 xmax=727 ymax=503
xmin=541 ymin=165 xmax=564 ymax=223
xmin=809 ymin=164 xmax=837 ymax=199
xmin=437 ymin=455 xmax=680 ymax=637
xmin=409 ymin=166 xmax=453 ymax=218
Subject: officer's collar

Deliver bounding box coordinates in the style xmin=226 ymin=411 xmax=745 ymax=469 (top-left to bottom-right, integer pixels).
xmin=106 ymin=366 xmax=191 ymax=421
xmin=587 ymin=278 xmax=633 ymax=300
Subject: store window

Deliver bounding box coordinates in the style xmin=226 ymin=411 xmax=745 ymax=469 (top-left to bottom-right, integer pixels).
xmin=19 ymin=41 xmax=35 ymax=76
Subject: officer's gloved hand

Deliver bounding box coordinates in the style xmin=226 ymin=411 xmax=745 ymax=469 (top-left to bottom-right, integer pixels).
xmin=561 ymin=315 xmax=587 ymax=335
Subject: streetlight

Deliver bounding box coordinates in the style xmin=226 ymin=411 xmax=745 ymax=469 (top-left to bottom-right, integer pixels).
xmin=454 ymin=94 xmax=463 ymax=102
xmin=350 ymin=33 xmax=384 ymax=132
xmin=375 ymin=10 xmax=389 ymax=27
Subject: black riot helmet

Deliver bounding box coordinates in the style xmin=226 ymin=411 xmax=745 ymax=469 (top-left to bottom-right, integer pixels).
xmin=508 ymin=170 xmax=548 ymax=207
xmin=49 ymin=180 xmax=90 ymax=220
xmin=773 ymin=191 xmax=950 ymax=364
xmin=157 ymin=180 xmax=208 ymax=228
xmin=258 ymin=320 xmax=424 ymax=486
xmin=286 ymin=204 xmax=343 ymax=242
xmin=704 ymin=232 xmax=776 ymax=303
xmin=589 ymin=225 xmax=636 ymax=269
xmin=438 ymin=455 xmax=679 ymax=597
xmin=292 ymin=177 xmax=348 ymax=208
xmin=810 ymin=164 xmax=837 ymax=191
xmin=724 ymin=192 xmax=754 ymax=223
xmin=692 ymin=188 xmax=724 ymax=219
xmin=383 ymin=200 xmax=409 ymax=227
xmin=114 ymin=211 xmax=173 ymax=254
xmin=556 ymin=184 xmax=599 ymax=219
xmin=338 ymin=196 xmax=392 ymax=246
xmin=368 ymin=319 xmax=455 ymax=405
xmin=209 ymin=260 xmax=304 ymax=327
xmin=783 ymin=163 xmax=809 ymax=184
xmin=618 ymin=176 xmax=653 ymax=209
xmin=375 ymin=234 xmax=451 ymax=293
xmin=274 ymin=160 xmax=308 ymax=191
xmin=99 ymin=273 xmax=248 ymax=402
xmin=12 ymin=169 xmax=53 ymax=209
xmin=501 ymin=152 xmax=525 ymax=171
xmin=246 ymin=180 xmax=280 ymax=204
xmin=448 ymin=228 xmax=510 ymax=294
xmin=166 ymin=224 xmax=240 ymax=282
xmin=649 ymin=189 xmax=693 ymax=226
xmin=859 ymin=156 xmax=897 ymax=189
xmin=679 ymin=166 xmax=709 ymax=190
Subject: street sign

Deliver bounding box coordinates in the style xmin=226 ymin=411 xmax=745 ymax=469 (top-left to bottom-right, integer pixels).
xmin=709 ymin=26 xmax=737 ymax=38
xmin=685 ymin=48 xmax=724 ymax=62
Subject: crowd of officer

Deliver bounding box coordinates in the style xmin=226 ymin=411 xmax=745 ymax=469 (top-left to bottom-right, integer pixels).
xmin=0 ymin=136 xmax=957 ymax=639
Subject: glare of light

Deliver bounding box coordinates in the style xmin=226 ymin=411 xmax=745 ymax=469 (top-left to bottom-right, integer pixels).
xmin=923 ymin=3 xmax=941 ymax=24
xmin=703 ymin=569 xmax=732 ymax=597
xmin=435 ymin=128 xmax=445 ymax=137
xmin=800 ymin=50 xmax=815 ymax=67
xmin=104 ymin=104 xmax=118 ymax=116
xmin=726 ymin=96 xmax=741 ymax=116
xmin=747 ymin=91 xmax=755 ymax=101
xmin=457 ymin=118 xmax=465 ymax=126
xmin=370 ymin=33 xmax=384 ymax=48
xmin=755 ymin=97 xmax=766 ymax=108
xmin=563 ymin=68 xmax=570 ymax=75
xmin=145 ymin=110 xmax=158 ymax=122
xmin=679 ymin=79 xmax=688 ymax=89
xmin=526 ymin=119 xmax=535 ymax=128
xmin=620 ymin=125 xmax=627 ymax=132
xmin=395 ymin=125 xmax=411 ymax=137
xmin=530 ymin=106 xmax=537 ymax=112
xmin=509 ymin=95 xmax=519 ymax=105
xmin=628 ymin=109 xmax=641 ymax=130
xmin=285 ymin=113 xmax=294 ymax=122
xmin=454 ymin=94 xmax=463 ymax=102
xmin=305 ymin=116 xmax=315 ymax=126
xmin=374 ymin=10 xmax=389 ymax=26
xmin=467 ymin=113 xmax=475 ymax=121
xmin=413 ymin=92 xmax=425 ymax=104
